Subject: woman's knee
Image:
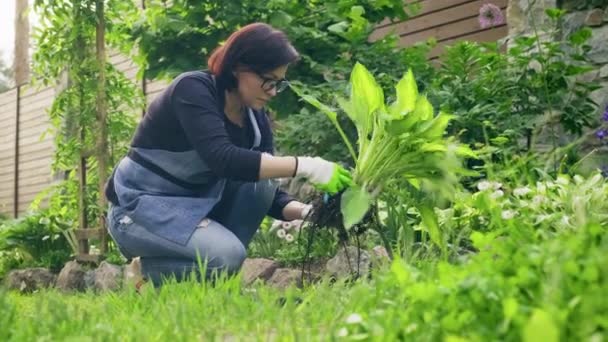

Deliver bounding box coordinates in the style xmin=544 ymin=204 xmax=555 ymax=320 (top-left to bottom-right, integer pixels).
xmin=215 ymin=242 xmax=246 ymax=274
xmin=188 ymin=219 xmax=247 ymax=274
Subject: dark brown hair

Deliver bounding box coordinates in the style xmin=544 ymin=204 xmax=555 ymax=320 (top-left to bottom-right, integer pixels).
xmin=208 ymin=23 xmax=300 ymax=90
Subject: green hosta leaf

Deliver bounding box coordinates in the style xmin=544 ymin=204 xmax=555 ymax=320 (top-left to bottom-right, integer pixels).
xmin=386 ymin=94 xmax=434 ymax=136
xmin=385 ymin=117 xmax=410 ymax=136
xmin=341 ymin=185 xmax=373 ymax=230
xmin=350 ymin=62 xmax=384 ymax=132
xmin=337 ymin=96 xmax=355 ymax=125
xmin=412 ymin=94 xmax=433 ymax=121
xmin=523 ymin=309 xmax=559 ymax=342
xmin=418 ymin=112 xmax=453 ymax=139
xmin=407 ymin=178 xmax=421 ymax=189
xmin=455 ymin=144 xmax=478 ymax=158
xmin=420 ymin=142 xmax=447 ymax=153
xmin=299 ymin=94 xmax=337 ymax=122
xmin=419 ymin=205 xmax=445 ymax=252
xmin=390 ymin=69 xmax=418 ymax=117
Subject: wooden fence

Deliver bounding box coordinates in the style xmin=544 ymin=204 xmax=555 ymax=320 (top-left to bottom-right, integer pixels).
xmin=371 ymin=0 xmax=508 ymax=60
xmin=0 ymin=52 xmax=169 ymax=218
xmin=0 ymin=0 xmax=507 ymax=218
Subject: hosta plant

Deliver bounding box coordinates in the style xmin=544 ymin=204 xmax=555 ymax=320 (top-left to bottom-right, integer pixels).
xmin=294 ymin=62 xmax=475 ymax=232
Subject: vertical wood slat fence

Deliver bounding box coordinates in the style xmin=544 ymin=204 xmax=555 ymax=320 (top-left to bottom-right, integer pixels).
xmin=0 ymin=52 xmax=169 ymax=219
xmin=0 ymin=0 xmax=507 ymax=219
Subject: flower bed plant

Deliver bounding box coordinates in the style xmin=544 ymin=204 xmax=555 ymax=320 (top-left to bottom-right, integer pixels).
xmin=293 ymin=62 xmax=475 ymax=238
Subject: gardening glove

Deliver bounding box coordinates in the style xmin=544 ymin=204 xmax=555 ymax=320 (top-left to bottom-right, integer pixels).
xmin=300 ymin=203 xmax=313 ymax=220
xmin=295 ymin=156 xmax=353 ymax=194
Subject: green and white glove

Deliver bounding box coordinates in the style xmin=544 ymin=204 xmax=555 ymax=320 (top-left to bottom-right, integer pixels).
xmin=295 ymin=156 xmax=353 ymax=194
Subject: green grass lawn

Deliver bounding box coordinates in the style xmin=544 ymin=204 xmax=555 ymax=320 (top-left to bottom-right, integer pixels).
xmin=3 ymin=271 xmax=396 ymax=341
xmin=2 ymin=176 xmax=607 ymax=341
xmin=3 ymin=217 xmax=606 ymax=342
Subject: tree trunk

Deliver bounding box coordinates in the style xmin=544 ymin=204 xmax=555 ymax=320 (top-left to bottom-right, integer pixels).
xmin=96 ymin=0 xmax=109 ymax=254
xmin=14 ymin=0 xmax=30 ymax=86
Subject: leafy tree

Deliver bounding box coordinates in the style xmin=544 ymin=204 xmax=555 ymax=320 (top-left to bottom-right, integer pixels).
xmin=29 ymin=0 xmax=142 ymax=255
xmin=124 ymin=0 xmax=427 ymax=117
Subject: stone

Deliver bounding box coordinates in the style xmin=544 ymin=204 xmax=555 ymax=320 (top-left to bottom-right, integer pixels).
xmin=123 ymin=257 xmax=142 ymax=287
xmin=5 ymin=268 xmax=55 ymax=293
xmin=94 ymin=261 xmax=123 ymax=292
xmin=562 ymin=11 xmax=589 ymax=37
xmin=599 ymin=64 xmax=608 ymax=79
xmin=267 ymin=268 xmax=308 ymax=289
xmin=326 ymin=246 xmax=371 ymax=279
xmin=590 ymin=81 xmax=608 ymax=113
xmin=240 ymin=258 xmax=279 ymax=286
xmin=588 ymin=26 xmax=608 ymax=64
xmin=507 ymin=0 xmax=558 ymax=38
xmin=371 ymin=245 xmax=390 ymax=260
xmin=56 ymin=261 xmax=86 ymax=292
xmin=561 ymin=0 xmax=581 ymax=11
xmin=84 ymin=270 xmax=96 ymax=289
xmin=578 ymin=70 xmax=600 ymax=83
xmin=585 ymin=9 xmax=605 ymax=27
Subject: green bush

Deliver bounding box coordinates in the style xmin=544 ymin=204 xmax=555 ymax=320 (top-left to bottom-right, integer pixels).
xmin=0 ymin=210 xmax=73 ymax=278
xmin=428 ymin=13 xmax=601 ymax=151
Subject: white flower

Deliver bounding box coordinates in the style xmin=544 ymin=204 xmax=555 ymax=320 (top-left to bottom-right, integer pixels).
xmin=536 ymin=182 xmax=547 ymax=194
xmin=291 ymin=219 xmax=304 ymax=231
xmin=532 ymin=195 xmax=546 ymax=206
xmin=281 ymin=221 xmax=293 ymax=230
xmin=501 ymin=210 xmax=516 ymax=220
xmin=492 ymin=182 xmax=503 ymax=190
xmin=477 ymin=180 xmax=492 ymax=191
xmin=490 ymin=190 xmax=504 ymax=199
xmin=270 ymin=220 xmax=283 ymax=231
xmin=513 ymin=186 xmax=532 ymax=197
xmin=345 ymin=313 xmax=363 ymax=324
xmin=277 ymin=229 xmax=286 ymax=238
xmin=556 ymin=176 xmax=569 ymax=186
xmin=337 ymin=327 xmax=349 ymax=337
xmin=285 ymin=234 xmax=294 ymax=243
xmin=560 ymin=215 xmax=570 ymax=226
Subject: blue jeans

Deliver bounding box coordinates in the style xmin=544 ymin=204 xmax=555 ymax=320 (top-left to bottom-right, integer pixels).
xmin=107 ymin=180 xmax=277 ymax=286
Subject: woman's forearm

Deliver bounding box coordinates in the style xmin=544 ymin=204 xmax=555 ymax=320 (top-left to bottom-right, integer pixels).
xmin=258 ymin=153 xmax=297 ymax=180
xmin=281 ymin=200 xmax=309 ymax=221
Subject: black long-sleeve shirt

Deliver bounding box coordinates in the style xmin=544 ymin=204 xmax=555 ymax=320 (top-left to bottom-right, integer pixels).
xmin=106 ymin=71 xmax=294 ymax=219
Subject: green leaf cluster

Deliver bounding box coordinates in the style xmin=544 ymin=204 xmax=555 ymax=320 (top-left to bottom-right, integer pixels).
xmin=295 ymin=63 xmax=476 ymax=229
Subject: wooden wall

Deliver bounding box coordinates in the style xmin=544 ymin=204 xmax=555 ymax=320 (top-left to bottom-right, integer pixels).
xmin=0 ymin=89 xmax=18 ymax=216
xmin=371 ymin=0 xmax=508 ymax=60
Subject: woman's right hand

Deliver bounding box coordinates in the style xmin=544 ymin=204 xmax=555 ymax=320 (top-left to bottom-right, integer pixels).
xmin=295 ymin=156 xmax=353 ymax=194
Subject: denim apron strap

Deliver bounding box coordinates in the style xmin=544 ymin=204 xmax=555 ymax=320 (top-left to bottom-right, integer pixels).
xmin=247 ymin=107 xmax=261 ymax=150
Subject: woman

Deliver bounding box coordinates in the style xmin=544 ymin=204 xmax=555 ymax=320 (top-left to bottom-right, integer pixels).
xmin=105 ymin=23 xmax=352 ymax=287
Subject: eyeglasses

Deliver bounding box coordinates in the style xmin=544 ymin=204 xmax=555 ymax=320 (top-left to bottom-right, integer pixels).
xmin=257 ymin=73 xmax=290 ymax=93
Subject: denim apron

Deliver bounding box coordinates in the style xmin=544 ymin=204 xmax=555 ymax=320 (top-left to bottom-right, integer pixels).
xmin=108 ymin=107 xmax=277 ymax=246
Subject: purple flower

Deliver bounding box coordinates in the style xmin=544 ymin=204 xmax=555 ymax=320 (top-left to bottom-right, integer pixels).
xmin=597 ymin=129 xmax=608 ymax=140
xmin=603 ymin=106 xmax=608 ymax=122
xmin=479 ymin=3 xmax=505 ymax=29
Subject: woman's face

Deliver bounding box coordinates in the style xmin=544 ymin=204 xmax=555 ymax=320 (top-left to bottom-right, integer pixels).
xmin=235 ymin=64 xmax=289 ymax=110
